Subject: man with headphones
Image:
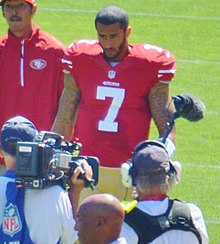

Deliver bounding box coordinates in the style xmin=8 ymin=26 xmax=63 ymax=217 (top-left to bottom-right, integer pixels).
xmin=120 ymin=140 xmax=208 ymax=244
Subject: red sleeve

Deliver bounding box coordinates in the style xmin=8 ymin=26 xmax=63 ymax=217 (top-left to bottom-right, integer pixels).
xmin=143 ymin=43 xmax=176 ymax=83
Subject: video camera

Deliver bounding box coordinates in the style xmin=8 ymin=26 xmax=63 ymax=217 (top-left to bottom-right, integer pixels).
xmin=15 ymin=131 xmax=99 ymax=190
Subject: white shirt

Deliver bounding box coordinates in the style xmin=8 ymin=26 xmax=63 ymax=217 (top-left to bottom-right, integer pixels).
xmin=0 ymin=175 xmax=77 ymax=244
xmin=110 ymin=237 xmax=127 ymax=243
xmin=121 ymin=197 xmax=209 ymax=244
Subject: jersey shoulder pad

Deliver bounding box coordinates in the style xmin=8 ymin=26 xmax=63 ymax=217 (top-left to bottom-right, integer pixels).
xmin=68 ymin=40 xmax=100 ymax=54
xmin=132 ymin=43 xmax=174 ymax=62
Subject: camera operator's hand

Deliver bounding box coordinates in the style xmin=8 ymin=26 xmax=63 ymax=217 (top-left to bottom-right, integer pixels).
xmin=68 ymin=159 xmax=93 ymax=217
xmin=70 ymin=160 xmax=93 ymax=190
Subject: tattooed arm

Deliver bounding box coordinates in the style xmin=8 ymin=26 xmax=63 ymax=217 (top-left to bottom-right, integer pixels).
xmin=148 ymin=82 xmax=176 ymax=144
xmin=52 ymin=73 xmax=81 ymax=141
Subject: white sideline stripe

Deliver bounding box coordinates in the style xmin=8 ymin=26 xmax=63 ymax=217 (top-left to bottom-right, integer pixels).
xmin=177 ymin=59 xmax=220 ymax=65
xmin=39 ymin=8 xmax=220 ymax=21
xmin=204 ymin=111 xmax=220 ymax=116
xmin=39 ymin=8 xmax=220 ymax=65
xmin=182 ymin=163 xmax=220 ymax=170
xmin=206 ymin=220 xmax=220 ymax=225
xmin=129 ymin=12 xmax=220 ymax=22
xmin=39 ymin=8 xmax=96 ymax=13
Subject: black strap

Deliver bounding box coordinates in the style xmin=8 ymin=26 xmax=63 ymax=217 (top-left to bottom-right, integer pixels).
xmin=168 ymin=199 xmax=202 ymax=244
xmin=124 ymin=199 xmax=202 ymax=244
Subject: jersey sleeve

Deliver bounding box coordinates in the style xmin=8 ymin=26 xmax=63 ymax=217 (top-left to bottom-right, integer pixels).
xmin=62 ymin=40 xmax=98 ymax=74
xmin=143 ymin=44 xmax=176 ymax=83
xmin=62 ymin=46 xmax=74 ymax=74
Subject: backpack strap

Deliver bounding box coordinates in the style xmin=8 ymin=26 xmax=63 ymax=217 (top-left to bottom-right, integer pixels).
xmin=125 ymin=206 xmax=165 ymax=243
xmin=168 ymin=199 xmax=202 ymax=244
xmin=124 ymin=199 xmax=202 ymax=244
xmin=0 ymin=181 xmax=33 ymax=244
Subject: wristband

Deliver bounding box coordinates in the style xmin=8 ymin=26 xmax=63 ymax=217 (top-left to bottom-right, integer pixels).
xmin=158 ymin=137 xmax=176 ymax=159
xmin=171 ymin=160 xmax=182 ymax=183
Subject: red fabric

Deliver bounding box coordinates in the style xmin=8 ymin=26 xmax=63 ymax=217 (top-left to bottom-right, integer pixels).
xmin=0 ymin=24 xmax=65 ymax=165
xmin=1 ymin=0 xmax=35 ymax=5
xmin=141 ymin=194 xmax=168 ymax=201
xmin=63 ymin=41 xmax=176 ymax=167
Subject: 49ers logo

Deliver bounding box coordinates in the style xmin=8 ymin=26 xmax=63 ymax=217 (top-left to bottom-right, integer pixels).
xmin=3 ymin=203 xmax=22 ymax=237
xmin=30 ymin=59 xmax=47 ymax=70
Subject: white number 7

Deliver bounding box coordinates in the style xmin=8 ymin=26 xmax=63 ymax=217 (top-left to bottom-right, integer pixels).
xmin=96 ymin=86 xmax=125 ymax=132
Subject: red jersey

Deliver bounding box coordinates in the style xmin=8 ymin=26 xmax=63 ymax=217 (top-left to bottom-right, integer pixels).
xmin=63 ymin=40 xmax=176 ymax=167
xmin=0 ymin=24 xmax=65 ymax=164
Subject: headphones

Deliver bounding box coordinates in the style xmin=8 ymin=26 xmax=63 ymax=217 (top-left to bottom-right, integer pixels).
xmin=120 ymin=140 xmax=181 ymax=188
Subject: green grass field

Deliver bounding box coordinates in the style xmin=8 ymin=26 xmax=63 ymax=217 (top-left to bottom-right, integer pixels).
xmin=0 ymin=1 xmax=219 ymax=242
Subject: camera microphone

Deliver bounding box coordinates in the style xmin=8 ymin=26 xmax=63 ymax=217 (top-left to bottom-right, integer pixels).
xmin=161 ymin=93 xmax=206 ymax=142
xmin=172 ymin=93 xmax=206 ymax=122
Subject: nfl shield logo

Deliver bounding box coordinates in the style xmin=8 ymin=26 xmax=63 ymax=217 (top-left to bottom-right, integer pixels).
xmin=3 ymin=203 xmax=22 ymax=237
xmin=108 ymin=70 xmax=116 ymax=79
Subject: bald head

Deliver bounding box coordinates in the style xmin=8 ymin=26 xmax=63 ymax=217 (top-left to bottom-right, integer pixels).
xmin=81 ymin=193 xmax=124 ymax=218
xmin=75 ymin=194 xmax=124 ymax=244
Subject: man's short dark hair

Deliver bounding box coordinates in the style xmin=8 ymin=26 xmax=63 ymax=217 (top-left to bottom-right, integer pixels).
xmin=95 ymin=5 xmax=129 ymax=30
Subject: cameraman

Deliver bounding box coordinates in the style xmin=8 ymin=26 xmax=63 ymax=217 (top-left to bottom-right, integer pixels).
xmin=0 ymin=116 xmax=92 ymax=243
xmin=120 ymin=140 xmax=208 ymax=244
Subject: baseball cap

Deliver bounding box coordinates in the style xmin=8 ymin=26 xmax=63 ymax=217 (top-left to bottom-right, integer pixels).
xmin=0 ymin=0 xmax=35 ymax=6
xmin=133 ymin=140 xmax=170 ymax=174
xmin=0 ymin=116 xmax=37 ymax=155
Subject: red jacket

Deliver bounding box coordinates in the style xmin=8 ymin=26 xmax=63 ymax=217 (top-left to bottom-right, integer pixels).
xmin=0 ymin=24 xmax=65 ymax=164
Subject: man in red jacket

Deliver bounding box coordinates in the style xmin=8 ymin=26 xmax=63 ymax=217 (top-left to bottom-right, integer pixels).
xmin=0 ymin=0 xmax=65 ymax=174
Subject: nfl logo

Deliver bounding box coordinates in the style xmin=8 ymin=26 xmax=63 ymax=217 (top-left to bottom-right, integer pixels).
xmin=108 ymin=70 xmax=116 ymax=79
xmin=3 ymin=203 xmax=22 ymax=237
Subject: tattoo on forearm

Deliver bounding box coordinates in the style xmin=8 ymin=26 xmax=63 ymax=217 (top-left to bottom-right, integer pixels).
xmin=149 ymin=83 xmax=175 ymax=136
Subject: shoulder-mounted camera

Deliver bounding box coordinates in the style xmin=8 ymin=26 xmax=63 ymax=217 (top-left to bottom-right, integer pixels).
xmin=15 ymin=131 xmax=99 ymax=190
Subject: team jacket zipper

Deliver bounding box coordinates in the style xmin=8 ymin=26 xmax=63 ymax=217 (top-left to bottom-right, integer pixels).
xmin=20 ymin=39 xmax=25 ymax=87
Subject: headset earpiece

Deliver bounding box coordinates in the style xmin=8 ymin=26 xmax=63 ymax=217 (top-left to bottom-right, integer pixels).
xmin=120 ymin=160 xmax=133 ymax=188
xmin=121 ymin=140 xmax=167 ymax=187
xmin=121 ymin=140 xmax=182 ymax=188
xmin=170 ymin=160 xmax=182 ymax=184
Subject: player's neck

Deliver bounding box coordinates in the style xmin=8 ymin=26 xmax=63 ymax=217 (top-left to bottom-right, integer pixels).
xmin=117 ymin=45 xmax=130 ymax=61
xmin=106 ymin=45 xmax=130 ymax=64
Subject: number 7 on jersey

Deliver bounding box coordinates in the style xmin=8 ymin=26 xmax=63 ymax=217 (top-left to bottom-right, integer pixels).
xmin=96 ymin=86 xmax=125 ymax=132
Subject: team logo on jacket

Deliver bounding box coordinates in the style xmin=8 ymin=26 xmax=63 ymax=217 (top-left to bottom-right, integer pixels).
xmin=108 ymin=70 xmax=116 ymax=79
xmin=30 ymin=59 xmax=47 ymax=70
xmin=3 ymin=203 xmax=22 ymax=237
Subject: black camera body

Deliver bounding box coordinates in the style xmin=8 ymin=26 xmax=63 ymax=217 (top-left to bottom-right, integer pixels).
xmin=15 ymin=131 xmax=99 ymax=190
